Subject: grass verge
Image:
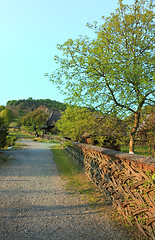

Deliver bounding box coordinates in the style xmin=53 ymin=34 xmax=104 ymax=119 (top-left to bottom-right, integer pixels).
xmin=51 ymin=144 xmax=110 ymax=206
xmin=51 ymin=144 xmax=147 ymax=240
xmin=13 ymin=142 xmax=28 ymax=150
xmin=9 ymin=130 xmax=33 ymax=139
xmin=33 ymin=137 xmax=60 ymax=144
xmin=121 ymin=145 xmax=150 ymax=157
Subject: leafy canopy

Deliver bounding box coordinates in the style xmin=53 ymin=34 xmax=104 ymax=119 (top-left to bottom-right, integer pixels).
xmin=50 ymin=0 xmax=155 ymax=114
xmin=56 ymin=107 xmax=97 ymax=142
xmin=56 ymin=106 xmax=127 ymax=147
xmin=21 ymin=110 xmax=48 ymax=132
xmin=0 ymin=108 xmax=14 ymax=125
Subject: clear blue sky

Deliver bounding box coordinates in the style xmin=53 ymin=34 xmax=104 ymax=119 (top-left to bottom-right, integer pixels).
xmin=0 ymin=0 xmax=133 ymax=106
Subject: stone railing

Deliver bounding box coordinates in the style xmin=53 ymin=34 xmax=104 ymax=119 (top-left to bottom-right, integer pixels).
xmin=65 ymin=142 xmax=155 ymax=239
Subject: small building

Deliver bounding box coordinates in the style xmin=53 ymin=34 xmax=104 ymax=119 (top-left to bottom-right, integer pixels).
xmin=41 ymin=109 xmax=62 ymax=134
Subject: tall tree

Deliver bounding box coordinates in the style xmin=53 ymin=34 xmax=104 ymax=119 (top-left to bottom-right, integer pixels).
xmin=50 ymin=0 xmax=155 ymax=154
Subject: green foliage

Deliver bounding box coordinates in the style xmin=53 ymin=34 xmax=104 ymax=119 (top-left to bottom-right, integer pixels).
xmin=21 ymin=109 xmax=48 ymax=134
xmin=9 ymin=118 xmax=22 ymax=129
xmin=52 ymin=144 xmax=81 ymax=176
xmin=0 ymin=106 xmax=5 ymax=112
xmin=51 ymin=0 xmax=154 ymax=111
xmin=151 ymin=174 xmax=155 ymax=182
xmin=137 ymin=111 xmax=155 ymax=157
xmin=140 ymin=105 xmax=155 ymax=121
xmin=121 ymin=145 xmax=150 ymax=156
xmin=7 ymin=98 xmax=67 ymax=116
xmin=0 ymin=108 xmax=14 ymax=125
xmin=62 ymin=140 xmax=74 ymax=149
xmin=56 ymin=107 xmax=127 ymax=148
xmin=6 ymin=135 xmax=17 ymax=147
xmin=50 ymin=0 xmax=155 ymax=153
xmin=96 ymin=113 xmax=128 ymax=147
xmin=0 ymin=118 xmax=8 ymax=148
xmin=56 ymin=107 xmax=97 ymax=142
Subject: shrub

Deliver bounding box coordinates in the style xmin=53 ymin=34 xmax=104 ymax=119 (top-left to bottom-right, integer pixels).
xmin=6 ymin=136 xmax=17 ymax=147
xmin=0 ymin=118 xmax=8 ymax=148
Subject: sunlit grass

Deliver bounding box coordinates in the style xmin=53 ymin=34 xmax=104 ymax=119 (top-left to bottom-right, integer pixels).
xmin=9 ymin=130 xmax=33 ymax=139
xmin=51 ymin=144 xmax=148 ymax=240
xmin=121 ymin=145 xmax=150 ymax=157
xmin=9 ymin=130 xmax=60 ymax=146
xmin=52 ymin=144 xmax=112 ymax=208
xmin=33 ymin=137 xmax=60 ymax=144
xmin=51 ymin=144 xmax=81 ymax=176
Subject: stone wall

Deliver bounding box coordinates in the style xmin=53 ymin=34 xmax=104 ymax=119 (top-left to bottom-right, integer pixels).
xmin=66 ymin=142 xmax=155 ymax=239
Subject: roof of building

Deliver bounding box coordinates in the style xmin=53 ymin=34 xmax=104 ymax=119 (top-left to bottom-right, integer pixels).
xmin=137 ymin=113 xmax=155 ymax=135
xmin=41 ymin=109 xmax=62 ymax=129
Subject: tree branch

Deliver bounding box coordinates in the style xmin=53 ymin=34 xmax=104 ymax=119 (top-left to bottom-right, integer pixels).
xmin=105 ymin=80 xmax=135 ymax=113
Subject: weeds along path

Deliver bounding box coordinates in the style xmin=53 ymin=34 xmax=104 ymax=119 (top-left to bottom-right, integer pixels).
xmin=0 ymin=139 xmax=142 ymax=240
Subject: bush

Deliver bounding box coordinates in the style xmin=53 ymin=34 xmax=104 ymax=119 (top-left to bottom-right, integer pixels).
xmin=0 ymin=118 xmax=8 ymax=148
xmin=6 ymin=136 xmax=17 ymax=147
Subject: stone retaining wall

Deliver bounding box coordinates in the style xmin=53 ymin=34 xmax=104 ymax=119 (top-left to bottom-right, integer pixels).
xmin=66 ymin=142 xmax=155 ymax=239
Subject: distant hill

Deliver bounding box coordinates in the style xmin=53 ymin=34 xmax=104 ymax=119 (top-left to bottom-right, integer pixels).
xmin=7 ymin=98 xmax=67 ymax=116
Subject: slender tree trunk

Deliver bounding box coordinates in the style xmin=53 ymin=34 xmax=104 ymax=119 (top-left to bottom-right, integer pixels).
xmin=129 ymin=112 xmax=140 ymax=154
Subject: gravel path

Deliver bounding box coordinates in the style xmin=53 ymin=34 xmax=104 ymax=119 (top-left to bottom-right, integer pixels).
xmin=0 ymin=140 xmax=137 ymax=240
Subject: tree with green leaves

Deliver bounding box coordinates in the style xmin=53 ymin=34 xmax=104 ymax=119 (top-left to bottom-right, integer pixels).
xmin=96 ymin=112 xmax=128 ymax=149
xmin=56 ymin=106 xmax=127 ymax=151
xmin=0 ymin=106 xmax=5 ymax=112
xmin=56 ymin=107 xmax=97 ymax=142
xmin=21 ymin=110 xmax=48 ymax=136
xmin=50 ymin=0 xmax=155 ymax=154
xmin=0 ymin=108 xmax=14 ymax=126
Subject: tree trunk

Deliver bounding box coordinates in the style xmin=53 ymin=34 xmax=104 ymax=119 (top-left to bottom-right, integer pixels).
xmin=129 ymin=112 xmax=140 ymax=154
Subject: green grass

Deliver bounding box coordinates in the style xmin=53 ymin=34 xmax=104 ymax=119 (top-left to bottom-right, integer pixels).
xmin=9 ymin=131 xmax=60 ymax=148
xmin=51 ymin=144 xmax=121 ymax=209
xmin=9 ymin=130 xmax=34 ymax=139
xmin=51 ymin=144 xmax=82 ymax=176
xmin=121 ymin=145 xmax=150 ymax=157
xmin=51 ymin=144 xmax=148 ymax=240
xmin=10 ymin=130 xmax=60 ymax=144
xmin=51 ymin=144 xmax=108 ymax=205
xmin=33 ymin=137 xmax=60 ymax=144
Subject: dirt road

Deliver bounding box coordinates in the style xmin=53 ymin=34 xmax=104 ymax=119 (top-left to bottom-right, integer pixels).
xmin=0 ymin=140 xmax=139 ymax=240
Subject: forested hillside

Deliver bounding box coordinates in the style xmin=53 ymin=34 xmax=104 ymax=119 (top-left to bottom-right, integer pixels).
xmin=7 ymin=98 xmax=67 ymax=116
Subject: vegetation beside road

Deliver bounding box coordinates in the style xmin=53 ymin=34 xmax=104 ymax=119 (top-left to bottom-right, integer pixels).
xmin=51 ymin=143 xmax=147 ymax=240
xmin=50 ymin=0 xmax=154 ymax=155
xmin=121 ymin=145 xmax=150 ymax=157
xmin=51 ymin=143 xmax=115 ymax=208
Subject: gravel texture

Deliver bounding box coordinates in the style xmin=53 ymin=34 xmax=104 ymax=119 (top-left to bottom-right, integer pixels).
xmin=0 ymin=139 xmax=140 ymax=240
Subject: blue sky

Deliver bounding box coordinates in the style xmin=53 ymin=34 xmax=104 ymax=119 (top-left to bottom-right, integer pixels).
xmin=0 ymin=0 xmax=134 ymax=106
